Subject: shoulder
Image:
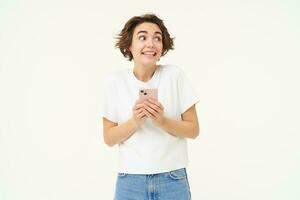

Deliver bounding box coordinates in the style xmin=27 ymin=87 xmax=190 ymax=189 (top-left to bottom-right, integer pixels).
xmin=103 ymin=68 xmax=129 ymax=85
xmin=160 ymin=64 xmax=180 ymax=72
xmin=160 ymin=64 xmax=184 ymax=77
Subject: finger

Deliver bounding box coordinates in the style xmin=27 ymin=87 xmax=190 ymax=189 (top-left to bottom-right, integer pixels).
xmin=134 ymin=109 xmax=144 ymax=116
xmin=137 ymin=111 xmax=146 ymax=119
xmin=143 ymin=108 xmax=151 ymax=118
xmin=143 ymin=107 xmax=155 ymax=118
xmin=158 ymin=102 xmax=164 ymax=110
xmin=145 ymin=101 xmax=163 ymax=113
xmin=136 ymin=107 xmax=145 ymax=114
xmin=133 ymin=103 xmax=144 ymax=111
xmin=148 ymin=99 xmax=164 ymax=109
xmin=145 ymin=105 xmax=157 ymax=115
xmin=135 ymin=99 xmax=144 ymax=104
xmin=144 ymin=103 xmax=159 ymax=114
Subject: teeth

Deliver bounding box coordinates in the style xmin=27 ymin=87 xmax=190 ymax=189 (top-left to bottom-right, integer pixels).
xmin=142 ymin=52 xmax=156 ymax=56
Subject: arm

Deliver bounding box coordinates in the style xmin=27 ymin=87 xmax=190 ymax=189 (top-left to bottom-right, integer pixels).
xmin=143 ymin=99 xmax=199 ymax=139
xmin=103 ymin=117 xmax=138 ymax=147
xmin=102 ymin=102 xmax=146 ymax=147
xmin=159 ymin=105 xmax=199 ymax=139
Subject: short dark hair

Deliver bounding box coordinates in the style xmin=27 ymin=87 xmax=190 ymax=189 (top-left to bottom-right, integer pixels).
xmin=115 ymin=13 xmax=174 ymax=61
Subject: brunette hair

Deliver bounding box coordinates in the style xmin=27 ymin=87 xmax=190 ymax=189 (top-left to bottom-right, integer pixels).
xmin=115 ymin=13 xmax=174 ymax=61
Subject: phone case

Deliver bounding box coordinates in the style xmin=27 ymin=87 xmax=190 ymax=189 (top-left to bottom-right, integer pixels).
xmin=138 ymin=89 xmax=158 ymax=102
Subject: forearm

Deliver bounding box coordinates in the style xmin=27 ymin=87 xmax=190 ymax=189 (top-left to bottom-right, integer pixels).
xmin=158 ymin=117 xmax=199 ymax=139
xmin=104 ymin=118 xmax=138 ymax=146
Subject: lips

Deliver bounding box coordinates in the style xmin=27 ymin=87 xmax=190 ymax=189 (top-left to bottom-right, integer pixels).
xmin=142 ymin=51 xmax=157 ymax=56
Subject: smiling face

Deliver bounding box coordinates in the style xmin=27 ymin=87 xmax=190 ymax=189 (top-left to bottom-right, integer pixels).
xmin=129 ymin=22 xmax=163 ymax=67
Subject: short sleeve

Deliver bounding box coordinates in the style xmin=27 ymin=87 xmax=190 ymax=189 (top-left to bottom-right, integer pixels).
xmin=101 ymin=74 xmax=118 ymax=123
xmin=177 ymin=68 xmax=200 ymax=114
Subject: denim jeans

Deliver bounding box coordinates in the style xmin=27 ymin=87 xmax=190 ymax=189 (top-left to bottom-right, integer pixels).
xmin=114 ymin=168 xmax=191 ymax=200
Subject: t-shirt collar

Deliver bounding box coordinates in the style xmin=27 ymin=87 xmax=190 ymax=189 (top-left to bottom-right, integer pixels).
xmin=130 ymin=65 xmax=161 ymax=88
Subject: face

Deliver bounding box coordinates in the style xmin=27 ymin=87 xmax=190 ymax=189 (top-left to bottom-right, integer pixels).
xmin=129 ymin=22 xmax=163 ymax=67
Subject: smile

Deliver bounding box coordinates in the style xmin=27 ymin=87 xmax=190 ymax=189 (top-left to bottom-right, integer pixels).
xmin=142 ymin=51 xmax=157 ymax=56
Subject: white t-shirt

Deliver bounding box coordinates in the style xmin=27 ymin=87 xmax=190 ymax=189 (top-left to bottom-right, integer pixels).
xmin=102 ymin=65 xmax=199 ymax=174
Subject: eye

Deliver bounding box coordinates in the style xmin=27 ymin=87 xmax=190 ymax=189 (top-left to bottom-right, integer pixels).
xmin=138 ymin=35 xmax=146 ymax=41
xmin=154 ymin=36 xmax=162 ymax=41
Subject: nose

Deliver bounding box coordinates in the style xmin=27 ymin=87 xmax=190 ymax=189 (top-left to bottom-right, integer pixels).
xmin=146 ymin=38 xmax=154 ymax=48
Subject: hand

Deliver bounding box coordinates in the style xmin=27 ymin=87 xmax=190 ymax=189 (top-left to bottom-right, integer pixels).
xmin=132 ymin=100 xmax=147 ymax=128
xmin=142 ymin=98 xmax=165 ymax=127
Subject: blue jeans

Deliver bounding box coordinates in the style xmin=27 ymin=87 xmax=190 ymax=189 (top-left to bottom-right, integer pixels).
xmin=114 ymin=168 xmax=191 ymax=200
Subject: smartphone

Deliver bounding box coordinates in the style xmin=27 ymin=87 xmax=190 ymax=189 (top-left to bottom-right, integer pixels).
xmin=138 ymin=88 xmax=158 ymax=102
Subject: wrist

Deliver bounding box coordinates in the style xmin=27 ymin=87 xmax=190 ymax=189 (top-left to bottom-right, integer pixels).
xmin=130 ymin=117 xmax=139 ymax=130
xmin=157 ymin=116 xmax=167 ymax=128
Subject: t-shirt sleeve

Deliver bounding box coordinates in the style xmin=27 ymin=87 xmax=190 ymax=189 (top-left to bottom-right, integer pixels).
xmin=177 ymin=68 xmax=200 ymax=114
xmin=101 ymin=74 xmax=118 ymax=123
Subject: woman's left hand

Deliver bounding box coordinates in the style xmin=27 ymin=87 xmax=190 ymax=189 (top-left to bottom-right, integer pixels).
xmin=143 ymin=98 xmax=165 ymax=127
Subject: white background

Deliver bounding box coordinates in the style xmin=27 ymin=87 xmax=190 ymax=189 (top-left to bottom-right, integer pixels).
xmin=1 ymin=0 xmax=299 ymax=199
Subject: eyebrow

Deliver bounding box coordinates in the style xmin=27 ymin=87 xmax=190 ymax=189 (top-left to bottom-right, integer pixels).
xmin=137 ymin=30 xmax=162 ymax=36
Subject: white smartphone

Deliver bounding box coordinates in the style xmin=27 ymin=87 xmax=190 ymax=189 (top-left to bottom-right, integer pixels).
xmin=138 ymin=88 xmax=158 ymax=102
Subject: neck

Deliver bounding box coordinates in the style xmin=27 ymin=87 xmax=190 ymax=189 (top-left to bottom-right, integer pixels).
xmin=133 ymin=64 xmax=157 ymax=82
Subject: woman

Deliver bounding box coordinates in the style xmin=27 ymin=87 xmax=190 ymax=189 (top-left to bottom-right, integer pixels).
xmin=102 ymin=13 xmax=200 ymax=200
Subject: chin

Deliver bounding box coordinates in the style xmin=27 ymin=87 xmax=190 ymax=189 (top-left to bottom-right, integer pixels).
xmin=142 ymin=61 xmax=157 ymax=66
xmin=143 ymin=58 xmax=159 ymax=64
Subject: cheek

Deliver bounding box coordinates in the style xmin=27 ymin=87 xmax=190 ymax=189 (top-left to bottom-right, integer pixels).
xmin=158 ymin=45 xmax=163 ymax=55
xmin=131 ymin=43 xmax=143 ymax=53
xmin=158 ymin=43 xmax=163 ymax=51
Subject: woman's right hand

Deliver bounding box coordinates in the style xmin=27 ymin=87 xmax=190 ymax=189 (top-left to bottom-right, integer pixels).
xmin=132 ymin=101 xmax=147 ymax=127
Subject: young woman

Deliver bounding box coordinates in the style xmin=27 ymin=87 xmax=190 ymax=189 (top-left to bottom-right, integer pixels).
xmin=102 ymin=13 xmax=200 ymax=200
